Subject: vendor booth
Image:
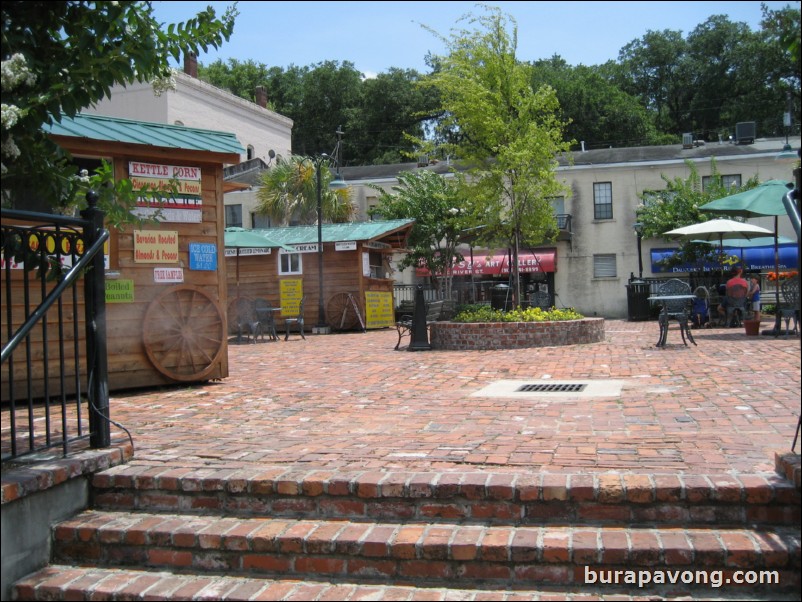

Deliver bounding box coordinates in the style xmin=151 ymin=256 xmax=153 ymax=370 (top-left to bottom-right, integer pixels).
xmin=1 ymin=113 xmax=243 ymax=398
xmin=225 ymin=220 xmax=414 ymax=333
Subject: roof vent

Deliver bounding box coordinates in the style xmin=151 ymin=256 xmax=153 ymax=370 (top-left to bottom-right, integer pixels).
xmin=682 ymin=133 xmax=693 ymax=149
xmin=735 ymin=122 xmax=756 ymax=145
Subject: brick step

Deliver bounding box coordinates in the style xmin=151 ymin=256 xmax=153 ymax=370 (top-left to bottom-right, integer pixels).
xmin=13 ymin=565 xmax=802 ymax=602
xmin=91 ymin=465 xmax=802 ymax=527
xmin=16 ymin=565 xmax=802 ymax=602
xmin=49 ymin=510 xmax=801 ymax=591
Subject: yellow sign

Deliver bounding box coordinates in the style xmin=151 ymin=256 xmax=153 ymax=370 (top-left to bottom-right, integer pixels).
xmin=133 ymin=230 xmax=179 ymax=263
xmin=280 ymin=279 xmax=303 ymax=317
xmin=365 ymin=291 xmax=395 ymax=329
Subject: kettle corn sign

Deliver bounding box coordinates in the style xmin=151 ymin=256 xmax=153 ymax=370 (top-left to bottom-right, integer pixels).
xmin=130 ymin=161 xmax=203 ymax=223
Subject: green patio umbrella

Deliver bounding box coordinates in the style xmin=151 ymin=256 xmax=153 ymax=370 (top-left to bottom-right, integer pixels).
xmin=699 ymin=180 xmax=796 ymax=332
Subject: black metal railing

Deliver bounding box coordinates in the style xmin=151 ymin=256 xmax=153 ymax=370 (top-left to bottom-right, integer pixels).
xmin=1 ymin=192 xmax=110 ymax=461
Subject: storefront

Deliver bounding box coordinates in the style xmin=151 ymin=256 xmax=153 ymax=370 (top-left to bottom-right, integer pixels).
xmin=416 ymin=248 xmax=558 ymax=306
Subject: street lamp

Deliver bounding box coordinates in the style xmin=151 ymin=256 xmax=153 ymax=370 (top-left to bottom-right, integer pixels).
xmin=632 ymin=222 xmax=644 ymax=279
xmin=305 ymin=130 xmax=346 ymax=334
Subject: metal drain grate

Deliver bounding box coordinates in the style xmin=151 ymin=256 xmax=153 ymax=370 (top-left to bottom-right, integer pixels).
xmin=516 ymin=383 xmax=587 ymax=393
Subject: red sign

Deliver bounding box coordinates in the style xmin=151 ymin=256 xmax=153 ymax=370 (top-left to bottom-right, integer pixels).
xmin=416 ymin=249 xmax=556 ymax=277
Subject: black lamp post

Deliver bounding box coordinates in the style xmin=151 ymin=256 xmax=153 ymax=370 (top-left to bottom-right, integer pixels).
xmin=632 ymin=222 xmax=644 ymax=279
xmin=306 ymin=130 xmax=346 ymax=334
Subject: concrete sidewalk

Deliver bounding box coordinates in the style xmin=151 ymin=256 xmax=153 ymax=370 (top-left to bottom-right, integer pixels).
xmin=105 ymin=318 xmax=800 ymax=478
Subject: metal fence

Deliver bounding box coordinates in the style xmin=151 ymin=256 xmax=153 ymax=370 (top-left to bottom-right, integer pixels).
xmin=1 ymin=194 xmax=111 ymax=462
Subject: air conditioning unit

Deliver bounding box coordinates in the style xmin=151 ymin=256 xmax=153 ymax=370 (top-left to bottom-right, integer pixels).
xmin=682 ymin=133 xmax=693 ymax=149
xmin=735 ymin=122 xmax=756 ymax=145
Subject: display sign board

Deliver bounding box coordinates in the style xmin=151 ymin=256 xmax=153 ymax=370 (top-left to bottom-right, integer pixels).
xmin=133 ymin=230 xmax=179 ymax=263
xmin=154 ymin=267 xmax=184 ymax=283
xmin=105 ymin=279 xmax=134 ymax=303
xmin=129 ymin=161 xmax=203 ymax=223
xmin=189 ymin=242 xmax=217 ymax=271
xmin=280 ymin=278 xmax=303 ymax=317
xmin=364 ymin=291 xmax=395 ymax=329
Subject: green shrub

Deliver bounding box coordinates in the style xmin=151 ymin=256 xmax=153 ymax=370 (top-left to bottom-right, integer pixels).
xmin=452 ymin=305 xmax=584 ymax=323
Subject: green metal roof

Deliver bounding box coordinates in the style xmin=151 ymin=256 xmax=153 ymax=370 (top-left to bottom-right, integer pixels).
xmin=44 ymin=113 xmax=244 ymax=155
xmin=255 ymin=219 xmax=415 ymax=247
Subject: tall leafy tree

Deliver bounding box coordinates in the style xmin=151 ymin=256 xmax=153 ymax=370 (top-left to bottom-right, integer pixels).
xmin=1 ymin=0 xmax=237 ymax=208
xmin=353 ymin=68 xmax=441 ymax=165
xmin=418 ymin=6 xmax=572 ymax=306
xmin=530 ymin=56 xmax=659 ymax=149
xmin=368 ymin=170 xmax=471 ymax=299
xmin=616 ymin=29 xmax=690 ymax=133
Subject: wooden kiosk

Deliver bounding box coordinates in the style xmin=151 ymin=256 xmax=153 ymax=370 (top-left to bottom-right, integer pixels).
xmin=225 ymin=220 xmax=414 ymax=334
xmin=2 ymin=113 xmax=243 ymax=395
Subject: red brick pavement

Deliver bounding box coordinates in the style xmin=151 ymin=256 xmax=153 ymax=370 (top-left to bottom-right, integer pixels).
xmin=103 ymin=318 xmax=799 ymax=476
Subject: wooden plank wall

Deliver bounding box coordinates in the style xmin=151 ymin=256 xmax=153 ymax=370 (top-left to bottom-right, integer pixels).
xmin=1 ymin=154 xmax=230 ymax=401
xmin=225 ymin=245 xmax=395 ymax=330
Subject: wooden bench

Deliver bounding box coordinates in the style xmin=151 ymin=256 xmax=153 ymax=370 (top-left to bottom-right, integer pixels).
xmin=395 ymin=300 xmax=445 ymax=350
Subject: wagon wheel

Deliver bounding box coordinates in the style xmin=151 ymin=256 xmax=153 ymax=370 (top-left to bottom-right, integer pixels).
xmin=227 ymin=296 xmax=254 ymax=334
xmin=326 ymin=292 xmax=360 ymax=332
xmin=143 ymin=285 xmax=225 ymax=382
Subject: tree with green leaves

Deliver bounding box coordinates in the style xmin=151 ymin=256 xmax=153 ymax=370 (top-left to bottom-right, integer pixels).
xmin=530 ymin=56 xmax=661 ymax=149
xmin=1 ymin=0 xmax=237 ymax=210
xmin=368 ymin=169 xmax=471 ymax=299
xmin=418 ymin=6 xmax=572 ymax=306
xmin=635 ymin=159 xmax=759 ymax=269
xmin=255 ymin=155 xmax=355 ymax=225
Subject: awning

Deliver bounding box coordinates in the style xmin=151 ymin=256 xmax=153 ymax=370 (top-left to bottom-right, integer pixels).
xmin=416 ymin=249 xmax=557 ymax=277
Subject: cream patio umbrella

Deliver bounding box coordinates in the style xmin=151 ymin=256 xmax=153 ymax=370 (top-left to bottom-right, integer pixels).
xmin=664 ymin=218 xmax=774 ymax=276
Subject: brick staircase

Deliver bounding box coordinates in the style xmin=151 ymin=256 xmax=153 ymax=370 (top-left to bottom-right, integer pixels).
xmin=11 ymin=463 xmax=802 ymax=600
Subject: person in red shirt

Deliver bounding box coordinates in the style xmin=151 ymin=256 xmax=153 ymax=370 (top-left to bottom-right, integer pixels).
xmin=717 ymin=267 xmax=749 ymax=324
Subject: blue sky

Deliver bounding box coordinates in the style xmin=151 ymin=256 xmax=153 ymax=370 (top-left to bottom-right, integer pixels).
xmin=152 ymin=1 xmax=796 ymax=77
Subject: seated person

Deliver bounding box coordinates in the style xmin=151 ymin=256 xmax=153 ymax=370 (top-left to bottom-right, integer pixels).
xmin=691 ymin=295 xmax=709 ymax=328
xmin=717 ymin=267 xmax=748 ymax=325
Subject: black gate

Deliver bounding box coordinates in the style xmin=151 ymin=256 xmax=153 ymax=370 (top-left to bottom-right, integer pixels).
xmin=1 ymin=192 xmax=111 ymax=461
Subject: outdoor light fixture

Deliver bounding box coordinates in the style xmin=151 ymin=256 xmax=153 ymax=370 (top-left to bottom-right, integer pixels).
xmin=632 ymin=222 xmax=644 ymax=279
xmin=305 ymin=128 xmax=346 ymax=334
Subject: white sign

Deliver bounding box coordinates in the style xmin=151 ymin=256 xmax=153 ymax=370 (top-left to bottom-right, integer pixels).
xmin=154 ymin=267 xmax=184 ymax=283
xmin=364 ymin=241 xmax=391 ymax=250
xmin=131 ymin=207 xmax=202 ymax=223
xmin=336 ymin=241 xmax=357 ymax=251
xmin=282 ymin=243 xmax=318 ymax=254
xmin=224 ymin=248 xmax=272 ymax=257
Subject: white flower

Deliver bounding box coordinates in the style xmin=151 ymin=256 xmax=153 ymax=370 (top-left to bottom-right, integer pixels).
xmin=151 ymin=69 xmax=177 ymax=97
xmin=1 ymin=104 xmax=23 ymax=129
xmin=2 ymin=136 xmax=21 ymax=160
xmin=1 ymin=54 xmax=37 ymax=91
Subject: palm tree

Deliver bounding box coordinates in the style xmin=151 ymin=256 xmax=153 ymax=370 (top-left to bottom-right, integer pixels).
xmin=256 ymin=155 xmax=355 ymax=225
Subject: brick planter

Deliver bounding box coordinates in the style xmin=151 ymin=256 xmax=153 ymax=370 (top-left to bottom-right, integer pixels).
xmin=429 ymin=318 xmax=605 ymax=350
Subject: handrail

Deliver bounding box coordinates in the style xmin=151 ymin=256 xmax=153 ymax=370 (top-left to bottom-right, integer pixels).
xmin=1 ymin=230 xmax=109 ymax=364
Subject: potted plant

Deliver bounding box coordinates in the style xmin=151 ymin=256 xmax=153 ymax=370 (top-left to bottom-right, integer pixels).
xmin=743 ymin=309 xmax=761 ymax=336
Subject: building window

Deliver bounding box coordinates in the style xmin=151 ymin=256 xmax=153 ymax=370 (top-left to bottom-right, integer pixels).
xmin=247 ymin=145 xmax=255 ymax=161
xmin=279 ymin=251 xmax=302 ymax=275
xmin=549 ymin=196 xmax=565 ymax=215
xmin=225 ymin=204 xmax=242 ymax=228
xmin=593 ymin=182 xmax=613 ymax=220
xmin=702 ymin=174 xmax=741 ymax=191
xmin=593 ymin=254 xmax=617 ymax=278
xmin=252 ymin=212 xmax=271 ymax=228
